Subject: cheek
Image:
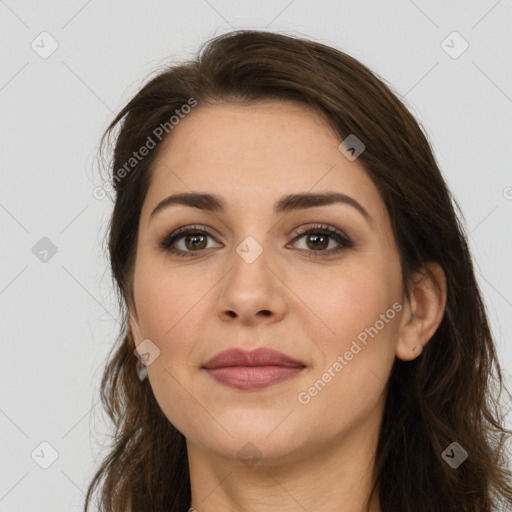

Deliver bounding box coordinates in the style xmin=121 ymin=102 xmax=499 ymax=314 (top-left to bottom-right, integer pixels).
xmin=132 ymin=257 xmax=219 ymax=388
xmin=133 ymin=255 xmax=205 ymax=341
xmin=133 ymin=265 xmax=212 ymax=433
xmin=293 ymin=256 xmax=401 ymax=348
xmin=293 ymin=257 xmax=401 ymax=413
xmin=294 ymin=266 xmax=400 ymax=430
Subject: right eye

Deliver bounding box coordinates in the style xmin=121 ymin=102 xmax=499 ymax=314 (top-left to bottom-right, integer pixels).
xmin=159 ymin=225 xmax=222 ymax=257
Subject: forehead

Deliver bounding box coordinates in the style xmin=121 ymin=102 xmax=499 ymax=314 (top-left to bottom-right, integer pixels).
xmin=142 ymin=101 xmax=386 ymax=223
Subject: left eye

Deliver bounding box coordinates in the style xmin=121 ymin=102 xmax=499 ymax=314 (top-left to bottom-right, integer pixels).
xmin=290 ymin=226 xmax=353 ymax=255
xmin=159 ymin=224 xmax=353 ymax=257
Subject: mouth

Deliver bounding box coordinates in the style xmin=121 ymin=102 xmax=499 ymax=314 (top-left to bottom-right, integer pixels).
xmin=202 ymin=347 xmax=306 ymax=391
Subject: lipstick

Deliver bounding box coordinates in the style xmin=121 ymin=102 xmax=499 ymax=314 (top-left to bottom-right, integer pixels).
xmin=202 ymin=347 xmax=306 ymax=390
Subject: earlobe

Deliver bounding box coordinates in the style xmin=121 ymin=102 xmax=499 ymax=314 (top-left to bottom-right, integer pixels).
xmin=127 ymin=310 xmax=150 ymax=382
xmin=395 ymin=262 xmax=447 ymax=362
xmin=395 ymin=310 xmax=422 ymax=361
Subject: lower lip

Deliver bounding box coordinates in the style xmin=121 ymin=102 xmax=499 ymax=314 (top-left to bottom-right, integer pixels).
xmin=204 ymin=366 xmax=305 ymax=390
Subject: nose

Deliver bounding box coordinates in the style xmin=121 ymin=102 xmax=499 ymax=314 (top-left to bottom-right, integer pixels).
xmin=215 ymin=241 xmax=288 ymax=326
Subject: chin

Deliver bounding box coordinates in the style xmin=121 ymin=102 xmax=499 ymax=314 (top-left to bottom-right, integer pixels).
xmin=185 ymin=412 xmax=313 ymax=466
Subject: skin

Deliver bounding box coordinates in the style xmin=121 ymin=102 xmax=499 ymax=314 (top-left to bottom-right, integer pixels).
xmin=128 ymin=100 xmax=447 ymax=512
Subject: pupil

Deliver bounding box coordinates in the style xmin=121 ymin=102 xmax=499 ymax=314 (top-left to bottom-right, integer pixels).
xmin=183 ymin=233 xmax=330 ymax=251
xmin=308 ymin=234 xmax=328 ymax=250
xmin=187 ymin=234 xmax=206 ymax=250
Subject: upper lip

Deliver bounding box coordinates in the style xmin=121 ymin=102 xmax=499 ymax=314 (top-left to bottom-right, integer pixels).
xmin=202 ymin=348 xmax=305 ymax=369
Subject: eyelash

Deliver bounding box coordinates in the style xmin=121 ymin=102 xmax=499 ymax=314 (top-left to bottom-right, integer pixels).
xmin=159 ymin=223 xmax=354 ymax=258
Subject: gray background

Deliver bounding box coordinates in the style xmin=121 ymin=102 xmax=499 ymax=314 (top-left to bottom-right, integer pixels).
xmin=1 ymin=1 xmax=511 ymax=510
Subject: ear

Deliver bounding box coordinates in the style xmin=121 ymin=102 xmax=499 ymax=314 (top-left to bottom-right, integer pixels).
xmin=396 ymin=261 xmax=447 ymax=361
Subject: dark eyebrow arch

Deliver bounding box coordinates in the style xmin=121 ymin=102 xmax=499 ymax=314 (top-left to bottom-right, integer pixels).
xmin=149 ymin=191 xmax=373 ymax=226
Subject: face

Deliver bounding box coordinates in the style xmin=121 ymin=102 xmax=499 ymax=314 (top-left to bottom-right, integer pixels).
xmin=128 ymin=100 xmax=409 ymax=466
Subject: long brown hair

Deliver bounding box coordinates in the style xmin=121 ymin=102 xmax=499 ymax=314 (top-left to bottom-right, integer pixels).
xmin=84 ymin=29 xmax=512 ymax=512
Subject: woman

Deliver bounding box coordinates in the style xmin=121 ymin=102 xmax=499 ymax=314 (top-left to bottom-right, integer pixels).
xmin=84 ymin=29 xmax=512 ymax=511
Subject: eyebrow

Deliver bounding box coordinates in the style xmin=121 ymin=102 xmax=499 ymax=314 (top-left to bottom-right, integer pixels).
xmin=149 ymin=191 xmax=373 ymax=226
